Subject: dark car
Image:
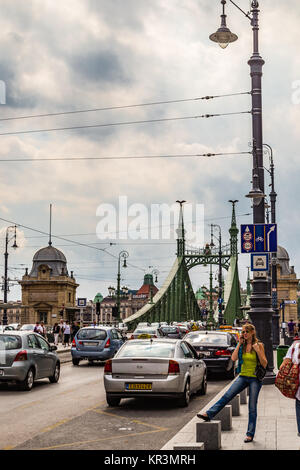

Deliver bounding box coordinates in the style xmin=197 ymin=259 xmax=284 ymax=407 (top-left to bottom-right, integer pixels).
xmin=184 ymin=331 xmax=237 ymax=378
xmin=159 ymin=326 xmax=184 ymax=339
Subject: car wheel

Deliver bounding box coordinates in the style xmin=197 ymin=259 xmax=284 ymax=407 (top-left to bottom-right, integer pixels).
xmin=106 ymin=395 xmax=121 ymax=407
xmin=19 ymin=368 xmax=35 ymax=391
xmin=49 ymin=362 xmax=60 ymax=383
xmin=72 ymin=358 xmax=80 ymax=366
xmin=178 ymin=380 xmax=190 ymax=407
xmin=198 ymin=374 xmax=207 ymax=395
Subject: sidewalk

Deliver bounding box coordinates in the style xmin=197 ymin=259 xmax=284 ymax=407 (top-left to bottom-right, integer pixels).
xmin=162 ymin=351 xmax=300 ymax=451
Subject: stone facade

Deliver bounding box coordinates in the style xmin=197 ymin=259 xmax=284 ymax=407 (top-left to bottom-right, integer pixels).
xmin=18 ymin=244 xmax=79 ymax=326
xmin=276 ymin=245 xmax=299 ymax=323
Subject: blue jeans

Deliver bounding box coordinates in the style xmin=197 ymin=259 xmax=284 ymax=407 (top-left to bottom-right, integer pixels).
xmin=296 ymin=399 xmax=300 ymax=434
xmin=206 ymin=375 xmax=262 ymax=438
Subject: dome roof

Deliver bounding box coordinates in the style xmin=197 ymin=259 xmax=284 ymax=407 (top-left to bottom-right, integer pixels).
xmin=277 ymin=245 xmax=289 ymax=260
xmin=33 ymin=245 xmax=67 ymax=263
xmin=29 ymin=243 xmax=68 ymax=277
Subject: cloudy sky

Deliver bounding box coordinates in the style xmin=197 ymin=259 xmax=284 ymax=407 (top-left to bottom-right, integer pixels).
xmin=0 ymin=0 xmax=299 ymax=304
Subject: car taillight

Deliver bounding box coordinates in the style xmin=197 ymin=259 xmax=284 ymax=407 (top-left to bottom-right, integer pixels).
xmin=104 ymin=359 xmax=112 ymax=374
xmin=168 ymin=360 xmax=180 ymax=375
xmin=14 ymin=350 xmax=28 ymax=362
xmin=72 ymin=339 xmax=76 ymax=347
xmin=153 ymin=335 xmax=157 ymax=338
xmin=130 ymin=335 xmax=134 ymax=340
xmin=104 ymin=337 xmax=110 ymax=348
xmin=214 ymin=349 xmax=232 ymax=357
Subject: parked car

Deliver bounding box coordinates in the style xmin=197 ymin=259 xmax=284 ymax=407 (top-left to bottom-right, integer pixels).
xmin=71 ymin=326 xmax=125 ymax=366
xmin=103 ymin=338 xmax=207 ymax=407
xmin=184 ymin=330 xmax=237 ymax=378
xmin=8 ymin=323 xmax=21 ymax=330
xmin=0 ymin=331 xmax=60 ymax=391
xmin=159 ymin=326 xmax=184 ymax=339
xmin=130 ymin=327 xmax=164 ymax=340
xmin=19 ymin=324 xmax=35 ymax=332
xmin=136 ymin=322 xmax=151 ymax=328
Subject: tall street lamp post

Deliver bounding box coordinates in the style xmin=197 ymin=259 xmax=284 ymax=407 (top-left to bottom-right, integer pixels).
xmin=210 ymin=1 xmax=275 ymax=383
xmin=212 ymin=224 xmax=223 ymax=326
xmin=263 ymin=143 xmax=280 ymax=348
xmin=2 ymin=225 xmax=18 ymax=326
xmin=116 ymin=251 xmax=129 ymax=324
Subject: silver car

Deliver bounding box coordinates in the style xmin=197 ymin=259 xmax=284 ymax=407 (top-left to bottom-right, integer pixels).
xmin=0 ymin=331 xmax=60 ymax=391
xmin=103 ymin=338 xmax=207 ymax=407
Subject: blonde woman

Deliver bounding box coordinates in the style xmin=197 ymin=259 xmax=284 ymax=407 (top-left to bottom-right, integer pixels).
xmin=198 ymin=323 xmax=267 ymax=443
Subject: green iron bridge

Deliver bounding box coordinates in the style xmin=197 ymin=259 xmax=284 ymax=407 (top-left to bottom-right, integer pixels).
xmin=124 ymin=202 xmax=242 ymax=331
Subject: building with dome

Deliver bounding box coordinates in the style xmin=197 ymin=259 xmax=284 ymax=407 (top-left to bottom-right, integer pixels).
xmin=276 ymin=245 xmax=299 ymax=323
xmin=19 ymin=242 xmax=79 ymax=326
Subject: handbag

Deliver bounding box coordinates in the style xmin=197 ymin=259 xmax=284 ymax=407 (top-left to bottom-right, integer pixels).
xmin=275 ymin=343 xmax=300 ymax=399
xmin=255 ymin=351 xmax=267 ymax=382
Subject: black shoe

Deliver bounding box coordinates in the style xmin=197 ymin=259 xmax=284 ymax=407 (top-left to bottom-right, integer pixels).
xmin=197 ymin=413 xmax=210 ymax=422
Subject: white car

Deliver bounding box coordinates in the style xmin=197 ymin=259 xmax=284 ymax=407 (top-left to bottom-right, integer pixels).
xmin=104 ymin=338 xmax=207 ymax=407
xmin=118 ymin=323 xmax=128 ymax=333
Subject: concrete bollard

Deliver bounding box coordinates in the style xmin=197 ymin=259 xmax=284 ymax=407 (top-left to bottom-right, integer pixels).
xmin=240 ymin=388 xmax=247 ymax=404
xmin=228 ymin=394 xmax=240 ymax=416
xmin=214 ymin=405 xmax=232 ymax=431
xmin=196 ymin=421 xmax=221 ymax=450
xmin=173 ymin=443 xmax=205 ymax=450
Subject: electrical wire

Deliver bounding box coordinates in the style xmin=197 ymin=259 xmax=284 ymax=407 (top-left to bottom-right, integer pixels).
xmin=0 ymin=91 xmax=251 ymax=122
xmin=0 ymin=151 xmax=251 ymax=163
xmin=0 ymin=111 xmax=251 ymax=137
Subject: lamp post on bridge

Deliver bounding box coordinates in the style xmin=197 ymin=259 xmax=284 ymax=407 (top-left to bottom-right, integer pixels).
xmin=116 ymin=251 xmax=129 ymax=324
xmin=210 ymin=0 xmax=275 ymax=383
xmin=211 ymin=224 xmax=223 ymax=326
xmin=2 ymin=225 xmax=18 ymax=326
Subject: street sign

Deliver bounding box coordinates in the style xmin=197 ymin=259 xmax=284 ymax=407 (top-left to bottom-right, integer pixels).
xmin=217 ymin=298 xmax=224 ymax=304
xmin=251 ymin=253 xmax=269 ymax=271
xmin=241 ymin=224 xmax=277 ymax=253
xmin=77 ymin=298 xmax=87 ymax=307
xmin=283 ymin=300 xmax=297 ymax=304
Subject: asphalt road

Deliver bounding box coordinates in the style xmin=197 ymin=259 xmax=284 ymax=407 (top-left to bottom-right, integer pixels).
xmin=0 ymin=358 xmax=230 ymax=450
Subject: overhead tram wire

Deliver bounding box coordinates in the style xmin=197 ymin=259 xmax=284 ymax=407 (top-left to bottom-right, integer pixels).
xmin=0 ymin=110 xmax=252 ymax=137
xmin=0 ymin=91 xmax=251 ymax=122
xmin=0 ymin=215 xmax=145 ymax=273
xmin=0 ymin=151 xmax=251 ymax=163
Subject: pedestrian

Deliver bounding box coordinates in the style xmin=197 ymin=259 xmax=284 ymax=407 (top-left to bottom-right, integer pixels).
xmin=63 ymin=321 xmax=71 ymax=347
xmin=197 ymin=323 xmax=267 ymax=443
xmin=59 ymin=319 xmax=65 ymax=344
xmin=40 ymin=322 xmax=47 ymax=338
xmin=71 ymin=322 xmax=80 ymax=341
xmin=34 ymin=322 xmax=43 ymax=335
xmin=53 ymin=323 xmax=60 ymax=346
xmin=279 ymin=339 xmax=300 ymax=437
xmin=288 ymin=319 xmax=296 ymax=338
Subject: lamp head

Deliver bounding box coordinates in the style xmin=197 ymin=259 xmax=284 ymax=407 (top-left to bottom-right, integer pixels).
xmin=209 ymin=1 xmax=238 ymax=49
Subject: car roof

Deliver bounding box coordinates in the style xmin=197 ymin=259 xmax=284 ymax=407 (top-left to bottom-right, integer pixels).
xmin=187 ymin=330 xmax=228 ymax=335
xmin=79 ymin=326 xmax=114 ymax=330
xmin=127 ymin=338 xmax=181 ymax=344
xmin=0 ymin=330 xmax=32 ymax=335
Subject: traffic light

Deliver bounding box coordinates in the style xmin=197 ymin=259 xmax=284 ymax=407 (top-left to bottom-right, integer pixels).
xmin=112 ymin=306 xmax=118 ymax=318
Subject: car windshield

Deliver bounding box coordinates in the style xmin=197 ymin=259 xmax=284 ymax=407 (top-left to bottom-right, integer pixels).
xmin=118 ymin=342 xmax=175 ymax=358
xmin=161 ymin=327 xmax=178 ymax=333
xmin=0 ymin=335 xmax=22 ymax=350
xmin=134 ymin=329 xmax=156 ymax=334
xmin=77 ymin=329 xmax=107 ymax=340
xmin=20 ymin=325 xmax=34 ymax=331
xmin=187 ymin=334 xmax=228 ymax=345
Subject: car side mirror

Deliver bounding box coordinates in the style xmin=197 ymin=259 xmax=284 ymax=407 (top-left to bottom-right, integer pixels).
xmin=50 ymin=345 xmax=57 ymax=351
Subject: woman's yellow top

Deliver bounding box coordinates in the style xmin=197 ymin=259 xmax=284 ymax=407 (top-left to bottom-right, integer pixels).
xmin=240 ymin=349 xmax=257 ymax=377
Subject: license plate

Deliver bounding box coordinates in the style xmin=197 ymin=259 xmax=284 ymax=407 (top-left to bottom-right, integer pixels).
xmin=126 ymin=383 xmax=152 ymax=391
xmin=0 ymin=370 xmax=4 ymax=376
xmin=84 ymin=342 xmax=98 ymax=346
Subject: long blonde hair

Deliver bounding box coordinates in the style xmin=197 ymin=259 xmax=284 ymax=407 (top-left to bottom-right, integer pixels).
xmin=242 ymin=323 xmax=260 ymax=353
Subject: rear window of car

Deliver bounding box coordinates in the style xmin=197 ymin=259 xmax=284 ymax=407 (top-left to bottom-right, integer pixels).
xmin=134 ymin=329 xmax=156 ymax=334
xmin=118 ymin=342 xmax=175 ymax=358
xmin=77 ymin=329 xmax=107 ymax=340
xmin=161 ymin=327 xmax=178 ymax=333
xmin=20 ymin=325 xmax=35 ymax=331
xmin=186 ymin=334 xmax=228 ymax=345
xmin=0 ymin=335 xmax=22 ymax=350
